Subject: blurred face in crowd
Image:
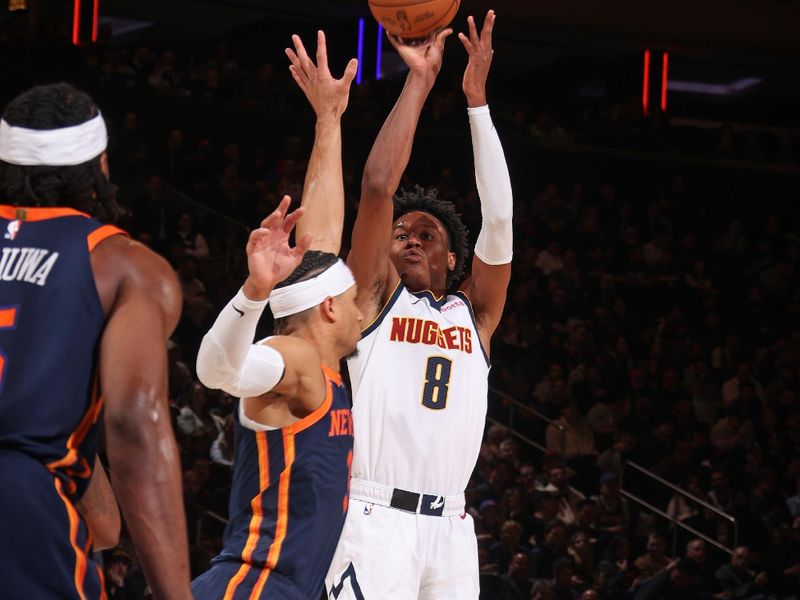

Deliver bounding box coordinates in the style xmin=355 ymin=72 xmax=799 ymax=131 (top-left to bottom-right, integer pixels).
xmin=519 ymin=464 xmax=537 ymax=488
xmin=571 ymin=532 xmax=590 ymax=555
xmin=546 ymin=524 xmax=567 ymax=549
xmin=501 ymin=520 xmax=522 ymax=548
xmin=549 ymin=466 xmax=568 ymax=489
xmin=499 ymin=438 xmax=519 ymax=463
xmin=509 ymin=553 xmax=529 ymax=580
xmin=731 ymin=547 xmax=750 ymax=571
xmin=647 ymin=534 xmax=666 ymax=558
xmin=687 ymin=540 xmax=706 ymax=564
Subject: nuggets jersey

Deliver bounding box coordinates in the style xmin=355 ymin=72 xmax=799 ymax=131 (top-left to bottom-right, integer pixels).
xmin=348 ymin=283 xmax=490 ymax=496
xmin=199 ymin=367 xmax=353 ymax=600
xmin=0 ymin=205 xmax=124 ymax=600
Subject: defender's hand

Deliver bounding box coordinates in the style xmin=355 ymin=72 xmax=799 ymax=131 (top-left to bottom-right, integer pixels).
xmin=459 ymin=10 xmax=495 ymax=107
xmin=245 ymin=196 xmax=312 ymax=296
xmin=286 ymin=30 xmax=359 ymax=122
xmin=388 ymin=27 xmax=453 ymax=84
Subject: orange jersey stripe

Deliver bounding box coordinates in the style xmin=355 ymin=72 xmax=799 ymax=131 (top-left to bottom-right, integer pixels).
xmin=47 ymin=385 xmax=104 ymax=475
xmin=223 ymin=431 xmax=270 ymax=600
xmin=54 ymin=477 xmax=89 ymax=600
xmin=250 ymin=431 xmax=295 ymax=599
xmin=87 ymin=224 xmax=127 ymax=252
xmin=0 ymin=205 xmax=90 ymax=221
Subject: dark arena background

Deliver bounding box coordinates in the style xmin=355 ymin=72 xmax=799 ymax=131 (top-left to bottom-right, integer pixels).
xmin=4 ymin=0 xmax=799 ymax=598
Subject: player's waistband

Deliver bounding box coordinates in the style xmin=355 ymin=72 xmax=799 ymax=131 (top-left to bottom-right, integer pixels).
xmin=349 ymin=478 xmax=465 ymax=517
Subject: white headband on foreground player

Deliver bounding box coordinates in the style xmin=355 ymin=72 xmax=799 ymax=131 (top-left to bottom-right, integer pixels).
xmin=0 ymin=113 xmax=107 ymax=166
xmin=196 ymin=260 xmax=355 ymax=399
xmin=268 ymin=259 xmax=355 ymax=318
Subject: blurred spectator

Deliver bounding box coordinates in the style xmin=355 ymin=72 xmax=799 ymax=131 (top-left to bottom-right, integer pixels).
xmin=714 ymin=546 xmax=769 ymax=600
xmin=634 ymin=532 xmax=673 ymax=580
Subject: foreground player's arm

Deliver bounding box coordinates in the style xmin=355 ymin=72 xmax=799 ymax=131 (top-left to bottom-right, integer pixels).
xmin=287 ymin=31 xmax=358 ymax=255
xmin=76 ymin=456 xmax=120 ymax=551
xmin=349 ymin=29 xmax=452 ymax=317
xmin=98 ymin=239 xmax=192 ymax=600
xmin=197 ymin=198 xmax=321 ymax=399
xmin=457 ymin=11 xmax=512 ymax=353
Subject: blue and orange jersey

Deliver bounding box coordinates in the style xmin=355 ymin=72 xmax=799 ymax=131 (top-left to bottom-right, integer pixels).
xmin=0 ymin=205 xmax=124 ymax=497
xmin=214 ymin=366 xmax=354 ymax=599
xmin=0 ymin=205 xmax=125 ymax=599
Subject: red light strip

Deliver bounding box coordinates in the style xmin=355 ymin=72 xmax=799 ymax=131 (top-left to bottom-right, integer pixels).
xmin=72 ymin=0 xmax=81 ymax=45
xmin=642 ymin=49 xmax=651 ymax=116
xmin=661 ymin=51 xmax=669 ymax=112
xmin=92 ymin=0 xmax=100 ymax=42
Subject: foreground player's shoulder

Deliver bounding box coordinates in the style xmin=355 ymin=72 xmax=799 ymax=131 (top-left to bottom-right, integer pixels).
xmin=92 ymin=235 xmax=181 ymax=326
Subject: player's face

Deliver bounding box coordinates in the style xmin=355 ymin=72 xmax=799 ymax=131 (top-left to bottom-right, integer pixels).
xmin=335 ymin=285 xmax=363 ymax=357
xmin=390 ymin=211 xmax=455 ymax=294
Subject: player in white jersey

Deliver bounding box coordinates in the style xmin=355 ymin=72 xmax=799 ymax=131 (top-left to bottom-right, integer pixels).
xmin=295 ymin=10 xmax=512 ymax=599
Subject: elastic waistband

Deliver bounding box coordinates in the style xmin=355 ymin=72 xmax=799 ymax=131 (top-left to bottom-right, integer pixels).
xmin=349 ymin=478 xmax=465 ymax=517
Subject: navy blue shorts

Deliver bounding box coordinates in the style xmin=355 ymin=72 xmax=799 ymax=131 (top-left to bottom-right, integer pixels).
xmin=192 ymin=559 xmax=312 ymax=600
xmin=0 ymin=450 xmax=103 ymax=600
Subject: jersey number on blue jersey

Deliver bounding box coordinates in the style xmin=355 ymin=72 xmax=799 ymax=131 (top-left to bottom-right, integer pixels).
xmin=421 ymin=356 xmax=452 ymax=410
xmin=0 ymin=305 xmax=18 ymax=395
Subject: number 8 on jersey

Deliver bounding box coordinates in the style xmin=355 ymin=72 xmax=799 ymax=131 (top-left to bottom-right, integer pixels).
xmin=421 ymin=356 xmax=452 ymax=410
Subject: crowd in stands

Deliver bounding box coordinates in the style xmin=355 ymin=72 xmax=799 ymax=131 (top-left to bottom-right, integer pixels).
xmin=2 ymin=11 xmax=799 ymax=600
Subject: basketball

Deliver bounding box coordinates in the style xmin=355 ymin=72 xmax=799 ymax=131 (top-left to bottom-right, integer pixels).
xmin=368 ymin=0 xmax=460 ymax=39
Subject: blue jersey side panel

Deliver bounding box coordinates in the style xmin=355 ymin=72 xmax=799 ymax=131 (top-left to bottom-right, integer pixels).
xmin=198 ymin=371 xmax=353 ymax=599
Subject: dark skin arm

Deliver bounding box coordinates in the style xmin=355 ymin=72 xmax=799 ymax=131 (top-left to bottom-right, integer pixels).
xmin=457 ymin=11 xmax=511 ymax=353
xmin=348 ymin=29 xmax=452 ymax=323
xmin=76 ymin=455 xmax=120 ymax=551
xmin=92 ymin=235 xmax=191 ymax=600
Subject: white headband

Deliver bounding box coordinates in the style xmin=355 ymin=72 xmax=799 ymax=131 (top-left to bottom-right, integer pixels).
xmin=0 ymin=113 xmax=107 ymax=166
xmin=269 ymin=259 xmax=356 ymax=319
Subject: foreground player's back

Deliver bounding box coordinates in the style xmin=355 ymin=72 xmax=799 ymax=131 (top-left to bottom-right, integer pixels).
xmin=0 ymin=205 xmax=123 ymax=598
xmin=0 ymin=206 xmax=121 ymax=475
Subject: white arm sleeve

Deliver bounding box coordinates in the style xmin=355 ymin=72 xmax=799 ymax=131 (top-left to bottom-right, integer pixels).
xmin=196 ymin=288 xmax=285 ymax=398
xmin=468 ymin=105 xmax=513 ymax=265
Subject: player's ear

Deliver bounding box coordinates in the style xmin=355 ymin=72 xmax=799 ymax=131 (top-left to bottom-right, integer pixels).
xmin=320 ymin=296 xmax=336 ymax=322
xmin=447 ymin=251 xmax=456 ymax=272
xmin=99 ymin=152 xmax=110 ymax=179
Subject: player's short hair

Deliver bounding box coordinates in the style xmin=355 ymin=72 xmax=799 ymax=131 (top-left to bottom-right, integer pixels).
xmin=0 ymin=83 xmax=122 ymax=223
xmin=393 ymin=185 xmax=470 ymax=289
xmin=272 ymin=250 xmax=340 ymax=335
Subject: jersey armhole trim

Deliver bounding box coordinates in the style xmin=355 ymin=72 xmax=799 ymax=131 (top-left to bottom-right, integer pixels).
xmin=238 ymin=366 xmax=337 ymax=434
xmin=453 ymin=291 xmax=491 ymax=368
xmin=87 ymin=225 xmax=128 ymax=252
xmin=361 ymin=280 xmax=404 ymax=338
xmin=286 ymin=369 xmax=336 ymax=434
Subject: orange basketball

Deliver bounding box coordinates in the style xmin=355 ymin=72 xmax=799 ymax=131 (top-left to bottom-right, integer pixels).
xmin=368 ymin=0 xmax=460 ymax=39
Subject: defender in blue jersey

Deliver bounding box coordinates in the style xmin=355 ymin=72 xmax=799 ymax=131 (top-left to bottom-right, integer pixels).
xmin=193 ymin=33 xmax=361 ymax=600
xmin=194 ymin=200 xmax=362 ymax=600
xmin=0 ymin=83 xmax=192 ymax=600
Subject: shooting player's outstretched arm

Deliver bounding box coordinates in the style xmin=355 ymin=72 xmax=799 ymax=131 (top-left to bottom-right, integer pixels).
xmin=288 ymin=31 xmax=358 ymax=255
xmin=98 ymin=236 xmax=192 ymax=600
xmin=197 ymin=197 xmax=325 ymax=404
xmin=349 ymin=29 xmax=452 ymax=322
xmin=457 ymin=11 xmax=513 ymax=354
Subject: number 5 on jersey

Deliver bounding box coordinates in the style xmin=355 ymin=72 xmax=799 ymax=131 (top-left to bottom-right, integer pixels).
xmin=0 ymin=306 xmax=19 ymax=395
xmin=421 ymin=356 xmax=452 ymax=410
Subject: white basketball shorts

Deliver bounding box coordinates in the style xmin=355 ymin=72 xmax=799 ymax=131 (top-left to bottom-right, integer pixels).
xmin=324 ymin=479 xmax=479 ymax=600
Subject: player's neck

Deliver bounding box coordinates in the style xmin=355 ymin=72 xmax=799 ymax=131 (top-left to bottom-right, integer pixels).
xmin=293 ymin=327 xmax=342 ymax=376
